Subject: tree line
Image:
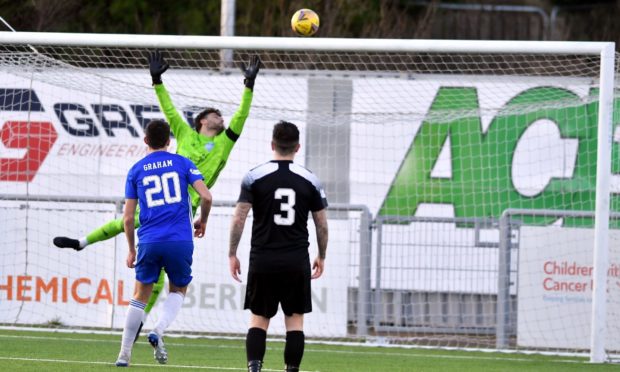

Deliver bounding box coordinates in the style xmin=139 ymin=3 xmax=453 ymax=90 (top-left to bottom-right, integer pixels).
xmin=0 ymin=0 xmax=618 ymax=43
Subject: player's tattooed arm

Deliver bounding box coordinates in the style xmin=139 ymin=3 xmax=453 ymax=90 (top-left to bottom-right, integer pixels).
xmin=229 ymin=202 xmax=251 ymax=283
xmin=229 ymin=202 xmax=252 ymax=257
xmin=312 ymin=209 xmax=328 ymax=259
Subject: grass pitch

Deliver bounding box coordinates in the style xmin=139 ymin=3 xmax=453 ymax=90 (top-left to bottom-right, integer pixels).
xmin=0 ymin=329 xmax=618 ymax=371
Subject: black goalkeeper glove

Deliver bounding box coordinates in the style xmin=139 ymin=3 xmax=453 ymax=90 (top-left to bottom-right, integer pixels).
xmin=241 ymin=55 xmax=261 ymax=90
xmin=148 ymin=50 xmax=169 ymax=85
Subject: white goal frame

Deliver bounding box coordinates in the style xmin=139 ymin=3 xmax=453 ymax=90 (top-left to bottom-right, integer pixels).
xmin=0 ymin=32 xmax=614 ymax=363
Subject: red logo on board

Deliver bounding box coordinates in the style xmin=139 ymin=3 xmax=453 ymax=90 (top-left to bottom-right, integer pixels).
xmin=0 ymin=121 xmax=58 ymax=182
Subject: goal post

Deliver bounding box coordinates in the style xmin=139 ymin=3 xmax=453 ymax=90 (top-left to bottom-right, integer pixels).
xmin=0 ymin=31 xmax=616 ymax=361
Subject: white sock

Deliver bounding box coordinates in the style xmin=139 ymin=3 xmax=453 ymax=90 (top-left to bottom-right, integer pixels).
xmin=79 ymin=237 xmax=88 ymax=248
xmin=153 ymin=292 xmax=184 ymax=336
xmin=120 ymin=299 xmax=146 ymax=355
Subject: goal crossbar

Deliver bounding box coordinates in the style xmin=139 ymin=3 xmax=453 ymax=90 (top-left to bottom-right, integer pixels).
xmin=0 ymin=31 xmax=613 ymax=54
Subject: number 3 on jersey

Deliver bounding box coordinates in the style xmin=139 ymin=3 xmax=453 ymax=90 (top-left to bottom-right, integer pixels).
xmin=143 ymin=171 xmax=182 ymax=207
xmin=274 ymin=188 xmax=296 ymax=225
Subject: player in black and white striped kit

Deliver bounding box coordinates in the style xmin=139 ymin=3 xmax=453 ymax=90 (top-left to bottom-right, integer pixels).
xmin=228 ymin=121 xmax=329 ymax=372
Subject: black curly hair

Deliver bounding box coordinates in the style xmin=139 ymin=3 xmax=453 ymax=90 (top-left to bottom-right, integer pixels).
xmin=193 ymin=107 xmax=222 ymax=132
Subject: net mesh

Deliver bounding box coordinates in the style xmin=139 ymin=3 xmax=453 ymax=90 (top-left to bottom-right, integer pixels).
xmin=0 ymin=40 xmax=618 ymax=356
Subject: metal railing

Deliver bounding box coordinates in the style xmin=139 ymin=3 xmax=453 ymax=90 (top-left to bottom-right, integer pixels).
xmin=0 ymin=194 xmax=373 ymax=337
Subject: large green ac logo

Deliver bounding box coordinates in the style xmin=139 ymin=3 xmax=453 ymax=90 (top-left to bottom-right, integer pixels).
xmin=379 ymin=86 xmax=619 ymax=226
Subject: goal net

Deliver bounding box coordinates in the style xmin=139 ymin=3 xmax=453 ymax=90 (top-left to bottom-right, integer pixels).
xmin=0 ymin=33 xmax=617 ymax=359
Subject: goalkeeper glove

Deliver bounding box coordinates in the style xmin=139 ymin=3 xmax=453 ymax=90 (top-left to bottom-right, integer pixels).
xmin=241 ymin=55 xmax=261 ymax=90
xmin=148 ymin=50 xmax=169 ymax=85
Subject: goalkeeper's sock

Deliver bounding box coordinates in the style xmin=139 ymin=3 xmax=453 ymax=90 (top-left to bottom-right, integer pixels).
xmin=144 ymin=270 xmax=165 ymax=314
xmin=284 ymin=331 xmax=304 ymax=370
xmin=120 ymin=299 xmax=146 ymax=355
xmin=132 ymin=321 xmax=144 ymax=344
xmin=153 ymin=291 xmax=184 ymax=336
xmin=246 ymin=327 xmax=267 ymax=363
xmin=131 ymin=309 xmax=152 ymax=344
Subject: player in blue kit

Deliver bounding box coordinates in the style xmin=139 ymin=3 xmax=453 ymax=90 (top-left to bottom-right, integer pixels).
xmin=115 ymin=119 xmax=212 ymax=367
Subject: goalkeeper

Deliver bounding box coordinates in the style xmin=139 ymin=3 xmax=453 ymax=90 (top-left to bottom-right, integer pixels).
xmin=54 ymin=50 xmax=261 ymax=318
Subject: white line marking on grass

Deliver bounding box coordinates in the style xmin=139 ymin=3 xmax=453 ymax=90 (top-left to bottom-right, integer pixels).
xmin=0 ymin=334 xmax=245 ymax=349
xmin=305 ymin=348 xmax=584 ymax=364
xmin=0 ymin=356 xmax=300 ymax=371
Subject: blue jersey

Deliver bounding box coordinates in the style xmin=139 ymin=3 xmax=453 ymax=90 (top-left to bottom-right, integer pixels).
xmin=125 ymin=151 xmax=203 ymax=244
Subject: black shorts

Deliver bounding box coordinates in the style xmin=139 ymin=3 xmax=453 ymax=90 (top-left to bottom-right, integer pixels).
xmin=244 ymin=269 xmax=312 ymax=318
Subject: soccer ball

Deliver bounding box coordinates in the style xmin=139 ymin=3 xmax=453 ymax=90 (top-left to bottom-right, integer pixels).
xmin=291 ymin=9 xmax=320 ymax=37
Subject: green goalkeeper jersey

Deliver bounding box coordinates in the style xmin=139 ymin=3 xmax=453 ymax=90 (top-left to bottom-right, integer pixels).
xmin=154 ymin=83 xmax=253 ymax=208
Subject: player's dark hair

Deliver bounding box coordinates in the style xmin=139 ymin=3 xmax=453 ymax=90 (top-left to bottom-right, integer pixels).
xmin=145 ymin=119 xmax=170 ymax=149
xmin=272 ymin=120 xmax=299 ymax=155
xmin=194 ymin=107 xmax=222 ymax=132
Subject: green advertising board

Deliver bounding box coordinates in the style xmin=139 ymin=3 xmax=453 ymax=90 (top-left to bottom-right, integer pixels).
xmin=380 ymin=86 xmax=619 ymax=226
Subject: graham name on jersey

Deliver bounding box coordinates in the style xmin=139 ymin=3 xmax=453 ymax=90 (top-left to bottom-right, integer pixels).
xmin=143 ymin=159 xmax=173 ymax=171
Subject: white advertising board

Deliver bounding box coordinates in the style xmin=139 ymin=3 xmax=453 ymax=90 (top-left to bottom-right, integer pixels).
xmin=518 ymin=226 xmax=620 ymax=349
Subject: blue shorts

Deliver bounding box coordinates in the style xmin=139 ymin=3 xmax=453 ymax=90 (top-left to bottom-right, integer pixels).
xmin=135 ymin=241 xmax=194 ymax=287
